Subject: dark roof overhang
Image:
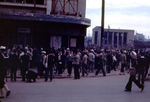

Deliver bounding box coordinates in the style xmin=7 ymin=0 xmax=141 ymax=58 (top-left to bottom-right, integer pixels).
xmin=0 ymin=12 xmax=91 ymax=27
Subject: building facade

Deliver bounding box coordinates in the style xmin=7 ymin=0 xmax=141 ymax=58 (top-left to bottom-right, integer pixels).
xmin=134 ymin=33 xmax=145 ymax=41
xmin=92 ymin=26 xmax=135 ymax=49
xmin=84 ymin=36 xmax=92 ymax=47
xmin=0 ymin=0 xmax=90 ymax=49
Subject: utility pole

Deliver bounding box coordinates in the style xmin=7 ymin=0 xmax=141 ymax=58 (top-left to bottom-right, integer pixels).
xmin=101 ymin=0 xmax=105 ymax=49
xmin=34 ymin=0 xmax=36 ymax=13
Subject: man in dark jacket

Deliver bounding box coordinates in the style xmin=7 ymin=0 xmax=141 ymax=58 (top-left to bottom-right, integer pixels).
xmin=20 ymin=50 xmax=30 ymax=81
xmin=125 ymin=51 xmax=144 ymax=92
xmin=10 ymin=50 xmax=19 ymax=82
xmin=144 ymin=52 xmax=150 ymax=79
xmin=106 ymin=51 xmax=113 ymax=73
xmin=36 ymin=51 xmax=43 ymax=78
xmin=45 ymin=50 xmax=55 ymax=82
xmin=138 ymin=52 xmax=146 ymax=85
xmin=95 ymin=52 xmax=106 ymax=76
xmin=0 ymin=46 xmax=11 ymax=97
xmin=56 ymin=50 xmax=65 ymax=76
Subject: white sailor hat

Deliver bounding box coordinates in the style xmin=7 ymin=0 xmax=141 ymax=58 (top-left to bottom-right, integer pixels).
xmin=0 ymin=46 xmax=6 ymax=50
xmin=41 ymin=51 xmax=46 ymax=54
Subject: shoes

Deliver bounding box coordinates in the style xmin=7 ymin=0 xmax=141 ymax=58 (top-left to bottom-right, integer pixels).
xmin=124 ymin=89 xmax=131 ymax=92
xmin=6 ymin=91 xmax=11 ymax=97
xmin=67 ymin=74 xmax=71 ymax=77
xmin=22 ymin=79 xmax=26 ymax=81
xmin=0 ymin=96 xmax=4 ymax=99
xmin=103 ymin=75 xmax=106 ymax=77
xmin=141 ymin=86 xmax=144 ymax=92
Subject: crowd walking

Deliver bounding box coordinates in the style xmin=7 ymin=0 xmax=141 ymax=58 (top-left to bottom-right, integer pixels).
xmin=1 ymin=45 xmax=150 ymax=100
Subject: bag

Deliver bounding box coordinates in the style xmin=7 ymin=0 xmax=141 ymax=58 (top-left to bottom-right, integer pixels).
xmin=45 ymin=63 xmax=48 ymax=68
xmin=129 ymin=68 xmax=136 ymax=76
xmin=44 ymin=55 xmax=48 ymax=68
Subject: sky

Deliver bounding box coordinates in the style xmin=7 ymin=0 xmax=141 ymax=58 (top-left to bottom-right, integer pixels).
xmin=86 ymin=0 xmax=150 ymax=38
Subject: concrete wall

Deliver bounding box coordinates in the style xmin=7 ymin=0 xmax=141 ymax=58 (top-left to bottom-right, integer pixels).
xmin=46 ymin=0 xmax=52 ymax=15
xmin=78 ymin=0 xmax=86 ymax=17
xmin=0 ymin=2 xmax=46 ymax=13
xmin=92 ymin=26 xmax=135 ymax=48
xmin=0 ymin=0 xmax=86 ymax=17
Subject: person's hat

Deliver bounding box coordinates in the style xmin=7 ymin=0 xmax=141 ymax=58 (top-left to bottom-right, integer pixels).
xmin=0 ymin=46 xmax=6 ymax=50
xmin=91 ymin=49 xmax=94 ymax=52
xmin=41 ymin=51 xmax=46 ymax=54
xmin=66 ymin=48 xmax=70 ymax=51
xmin=100 ymin=53 xmax=103 ymax=56
xmin=25 ymin=47 xmax=28 ymax=50
xmin=131 ymin=51 xmax=137 ymax=58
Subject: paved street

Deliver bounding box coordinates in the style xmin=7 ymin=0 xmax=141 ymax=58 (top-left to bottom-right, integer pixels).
xmin=1 ymin=69 xmax=150 ymax=102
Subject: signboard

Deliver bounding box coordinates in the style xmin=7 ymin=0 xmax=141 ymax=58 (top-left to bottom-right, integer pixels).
xmin=50 ymin=36 xmax=62 ymax=50
xmin=70 ymin=38 xmax=76 ymax=47
xmin=18 ymin=28 xmax=30 ymax=33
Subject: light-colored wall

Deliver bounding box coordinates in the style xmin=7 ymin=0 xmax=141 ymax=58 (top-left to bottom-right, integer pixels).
xmin=78 ymin=0 xmax=86 ymax=17
xmin=0 ymin=0 xmax=86 ymax=17
xmin=46 ymin=0 xmax=52 ymax=15
xmin=0 ymin=2 xmax=46 ymax=13
xmin=92 ymin=27 xmax=101 ymax=47
xmin=92 ymin=26 xmax=135 ymax=48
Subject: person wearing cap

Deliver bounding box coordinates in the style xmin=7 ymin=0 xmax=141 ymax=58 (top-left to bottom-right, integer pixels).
xmin=56 ymin=50 xmax=65 ymax=76
xmin=72 ymin=50 xmax=80 ymax=79
xmin=45 ymin=50 xmax=55 ymax=82
xmin=0 ymin=46 xmax=11 ymax=98
xmin=81 ymin=50 xmax=88 ymax=76
xmin=40 ymin=51 xmax=46 ymax=76
xmin=119 ymin=51 xmax=127 ymax=75
xmin=65 ymin=51 xmax=73 ymax=77
xmin=112 ymin=53 xmax=117 ymax=71
xmin=95 ymin=52 xmax=106 ymax=76
xmin=88 ymin=49 xmax=95 ymax=73
xmin=125 ymin=51 xmax=144 ymax=92
xmin=20 ymin=50 xmax=30 ymax=81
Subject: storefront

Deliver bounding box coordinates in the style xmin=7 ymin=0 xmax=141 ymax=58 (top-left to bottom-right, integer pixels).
xmin=0 ymin=12 xmax=91 ymax=49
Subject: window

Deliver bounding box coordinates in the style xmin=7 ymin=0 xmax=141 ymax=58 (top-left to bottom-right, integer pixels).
xmin=94 ymin=31 xmax=98 ymax=44
xmin=26 ymin=0 xmax=44 ymax=5
xmin=108 ymin=32 xmax=112 ymax=44
xmin=36 ymin=0 xmax=44 ymax=5
xmin=119 ymin=32 xmax=122 ymax=45
xmin=114 ymin=32 xmax=118 ymax=48
xmin=123 ymin=33 xmax=127 ymax=45
xmin=26 ymin=0 xmax=34 ymax=4
xmin=6 ymin=0 xmax=14 ymax=2
xmin=104 ymin=32 xmax=107 ymax=44
xmin=16 ymin=0 xmax=24 ymax=3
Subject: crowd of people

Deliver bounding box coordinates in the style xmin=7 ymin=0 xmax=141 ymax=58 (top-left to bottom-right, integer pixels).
xmin=0 ymin=45 xmax=150 ymax=99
